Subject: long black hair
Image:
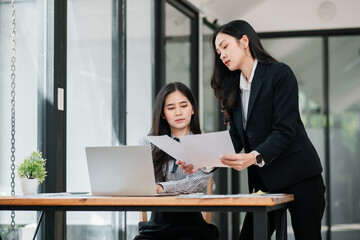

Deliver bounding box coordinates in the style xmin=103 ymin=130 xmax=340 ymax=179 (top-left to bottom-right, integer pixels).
xmin=149 ymin=82 xmax=201 ymax=182
xmin=210 ymin=20 xmax=277 ymax=124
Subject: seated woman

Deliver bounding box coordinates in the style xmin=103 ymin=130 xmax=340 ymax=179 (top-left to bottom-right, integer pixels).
xmin=134 ymin=82 xmax=219 ymax=240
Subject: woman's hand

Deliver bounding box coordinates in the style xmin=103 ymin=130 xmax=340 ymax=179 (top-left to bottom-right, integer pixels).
xmin=176 ymin=160 xmax=199 ymax=175
xmin=156 ymin=184 xmax=164 ymax=194
xmin=220 ymin=153 xmax=255 ymax=171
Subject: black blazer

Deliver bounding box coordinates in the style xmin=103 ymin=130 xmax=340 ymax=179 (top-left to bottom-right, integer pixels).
xmin=229 ymin=62 xmax=323 ymax=191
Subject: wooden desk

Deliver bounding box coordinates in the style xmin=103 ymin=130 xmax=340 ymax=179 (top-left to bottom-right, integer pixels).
xmin=0 ymin=194 xmax=294 ymax=240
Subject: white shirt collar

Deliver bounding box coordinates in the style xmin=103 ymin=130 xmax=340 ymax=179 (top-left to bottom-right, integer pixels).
xmin=239 ymin=59 xmax=258 ymax=91
xmin=170 ymin=131 xmax=192 ymax=139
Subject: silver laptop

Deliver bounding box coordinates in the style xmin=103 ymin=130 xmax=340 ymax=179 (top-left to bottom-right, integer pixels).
xmin=86 ymin=145 xmax=171 ymax=196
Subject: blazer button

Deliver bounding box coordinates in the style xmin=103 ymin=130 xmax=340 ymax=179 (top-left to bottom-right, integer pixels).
xmin=247 ymin=132 xmax=253 ymax=138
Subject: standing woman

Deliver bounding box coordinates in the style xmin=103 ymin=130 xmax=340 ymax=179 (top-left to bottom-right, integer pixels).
xmin=211 ymin=20 xmax=325 ymax=239
xmin=134 ymin=82 xmax=218 ymax=240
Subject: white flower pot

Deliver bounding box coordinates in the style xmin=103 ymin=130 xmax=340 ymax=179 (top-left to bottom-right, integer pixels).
xmin=21 ymin=178 xmax=39 ymax=195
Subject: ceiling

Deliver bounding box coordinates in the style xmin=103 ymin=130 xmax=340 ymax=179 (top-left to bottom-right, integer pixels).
xmin=188 ymin=0 xmax=360 ymax=32
xmin=188 ymin=0 xmax=266 ymax=25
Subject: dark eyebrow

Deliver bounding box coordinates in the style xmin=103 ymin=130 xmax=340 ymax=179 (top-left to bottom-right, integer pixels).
xmin=179 ymin=101 xmax=189 ymax=104
xmin=219 ymin=40 xmax=225 ymax=47
xmin=165 ymin=100 xmax=189 ymax=107
xmin=215 ymin=40 xmax=225 ymax=51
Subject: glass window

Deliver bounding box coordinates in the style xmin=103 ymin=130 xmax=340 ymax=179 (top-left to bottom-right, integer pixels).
xmin=66 ymin=1 xmax=122 ymax=239
xmin=0 ymin=1 xmax=42 ymax=238
xmin=262 ymin=37 xmax=325 ymax=239
xmin=165 ymin=2 xmax=191 ymax=87
xmin=66 ymin=0 xmax=153 ymax=237
xmin=329 ymin=35 xmax=360 ymax=240
xmin=202 ymin=24 xmax=220 ymax=133
xmin=126 ymin=0 xmax=153 ymax=146
xmin=126 ymin=0 xmax=153 ymax=238
xmin=66 ymin=0 xmax=153 ymax=238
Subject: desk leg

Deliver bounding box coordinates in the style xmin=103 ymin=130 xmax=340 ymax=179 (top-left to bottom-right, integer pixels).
xmin=275 ymin=208 xmax=287 ymax=240
xmin=253 ymin=210 xmax=267 ymax=240
xmin=33 ymin=211 xmax=45 ymax=240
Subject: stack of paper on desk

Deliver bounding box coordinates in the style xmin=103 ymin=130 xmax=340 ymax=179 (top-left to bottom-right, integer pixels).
xmin=145 ymin=130 xmax=235 ymax=169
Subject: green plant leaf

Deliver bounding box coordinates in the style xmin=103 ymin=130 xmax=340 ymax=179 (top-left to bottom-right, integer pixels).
xmin=17 ymin=150 xmax=47 ymax=183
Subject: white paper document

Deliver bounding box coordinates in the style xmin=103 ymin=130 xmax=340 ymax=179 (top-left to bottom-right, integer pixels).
xmin=145 ymin=130 xmax=235 ymax=168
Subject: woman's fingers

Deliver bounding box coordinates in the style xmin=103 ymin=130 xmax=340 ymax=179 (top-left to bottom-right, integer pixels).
xmin=220 ymin=154 xmax=239 ymax=160
xmin=220 ymin=153 xmax=255 ymax=171
xmin=176 ymin=153 xmax=254 ymax=173
xmin=221 ymin=158 xmax=243 ymax=170
xmin=176 ymin=160 xmax=198 ymax=175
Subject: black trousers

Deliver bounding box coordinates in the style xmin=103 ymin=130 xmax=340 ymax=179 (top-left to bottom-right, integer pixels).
xmin=134 ymin=212 xmax=219 ymax=240
xmin=239 ymin=174 xmax=326 ymax=240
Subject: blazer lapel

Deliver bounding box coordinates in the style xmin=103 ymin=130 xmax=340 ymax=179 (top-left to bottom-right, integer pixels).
xmin=247 ymin=63 xmax=265 ymax=121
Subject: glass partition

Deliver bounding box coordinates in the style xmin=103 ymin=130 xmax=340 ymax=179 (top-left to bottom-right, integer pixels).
xmin=126 ymin=0 xmax=153 ymax=238
xmin=329 ymin=35 xmax=360 ymax=240
xmin=165 ymin=2 xmax=191 ymax=87
xmin=66 ymin=0 xmax=121 ymax=239
xmin=202 ymin=24 xmax=219 ymax=133
xmin=66 ymin=0 xmax=153 ymax=238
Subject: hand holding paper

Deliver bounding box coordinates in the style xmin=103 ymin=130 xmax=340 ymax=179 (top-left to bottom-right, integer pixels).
xmin=145 ymin=131 xmax=235 ymax=169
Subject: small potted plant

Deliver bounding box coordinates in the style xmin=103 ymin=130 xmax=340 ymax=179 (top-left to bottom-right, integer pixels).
xmin=17 ymin=150 xmax=47 ymax=195
xmin=0 ymin=224 xmax=19 ymax=239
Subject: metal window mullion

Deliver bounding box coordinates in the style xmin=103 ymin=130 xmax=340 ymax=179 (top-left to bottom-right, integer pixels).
xmin=38 ymin=0 xmax=67 ymax=239
xmin=323 ymin=35 xmax=331 ymax=240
